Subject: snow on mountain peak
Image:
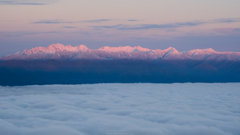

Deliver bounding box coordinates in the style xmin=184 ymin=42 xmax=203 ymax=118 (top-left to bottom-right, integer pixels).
xmin=203 ymin=48 xmax=216 ymax=53
xmin=164 ymin=47 xmax=178 ymax=52
xmin=134 ymin=45 xmax=151 ymax=52
xmin=185 ymin=48 xmax=218 ymax=57
xmin=21 ymin=44 xmax=89 ymax=55
xmin=99 ymin=46 xmax=151 ymax=53
xmin=165 ymin=47 xmax=174 ymax=50
xmin=76 ymin=45 xmax=88 ymax=51
xmin=161 ymin=47 xmax=184 ymax=59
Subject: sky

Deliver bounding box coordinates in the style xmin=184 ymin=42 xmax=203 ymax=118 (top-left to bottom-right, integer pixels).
xmin=0 ymin=0 xmax=240 ymax=56
xmin=0 ymin=83 xmax=240 ymax=135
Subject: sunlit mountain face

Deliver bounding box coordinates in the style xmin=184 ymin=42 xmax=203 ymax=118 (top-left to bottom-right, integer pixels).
xmin=0 ymin=44 xmax=240 ymax=86
xmin=1 ymin=43 xmax=240 ymax=61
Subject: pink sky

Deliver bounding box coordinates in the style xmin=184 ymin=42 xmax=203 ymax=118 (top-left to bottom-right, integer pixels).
xmin=0 ymin=0 xmax=240 ymax=56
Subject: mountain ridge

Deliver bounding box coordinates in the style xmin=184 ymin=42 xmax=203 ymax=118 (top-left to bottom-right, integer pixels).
xmin=1 ymin=43 xmax=240 ymax=61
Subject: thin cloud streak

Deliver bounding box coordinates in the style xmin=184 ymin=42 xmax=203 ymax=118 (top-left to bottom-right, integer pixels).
xmin=62 ymin=26 xmax=77 ymax=28
xmin=93 ymin=22 xmax=204 ymax=30
xmin=82 ymin=19 xmax=112 ymax=23
xmin=34 ymin=19 xmax=112 ymax=24
xmin=93 ymin=18 xmax=240 ymax=30
xmin=214 ymin=18 xmax=240 ymax=23
xmin=0 ymin=0 xmax=58 ymax=5
xmin=128 ymin=20 xmax=139 ymax=21
xmin=34 ymin=20 xmax=73 ymax=24
xmin=3 ymin=31 xmax=60 ymax=37
xmin=213 ymin=28 xmax=240 ymax=34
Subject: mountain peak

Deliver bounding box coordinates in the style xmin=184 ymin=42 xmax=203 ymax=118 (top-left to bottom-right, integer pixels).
xmin=204 ymin=48 xmax=216 ymax=53
xmin=161 ymin=47 xmax=183 ymax=59
xmin=134 ymin=46 xmax=151 ymax=52
xmin=76 ymin=45 xmax=88 ymax=51
xmin=164 ymin=47 xmax=177 ymax=52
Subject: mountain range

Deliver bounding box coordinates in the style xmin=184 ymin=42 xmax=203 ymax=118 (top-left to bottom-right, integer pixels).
xmin=0 ymin=44 xmax=240 ymax=86
xmin=1 ymin=43 xmax=240 ymax=61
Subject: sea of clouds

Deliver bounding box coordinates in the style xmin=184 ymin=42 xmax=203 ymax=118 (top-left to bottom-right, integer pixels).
xmin=0 ymin=83 xmax=240 ymax=135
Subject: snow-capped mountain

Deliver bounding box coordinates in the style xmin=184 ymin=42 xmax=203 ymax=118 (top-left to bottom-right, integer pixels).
xmin=1 ymin=43 xmax=240 ymax=85
xmin=1 ymin=43 xmax=240 ymax=61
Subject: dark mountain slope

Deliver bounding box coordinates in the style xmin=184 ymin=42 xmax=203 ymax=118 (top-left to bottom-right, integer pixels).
xmin=1 ymin=59 xmax=239 ymax=86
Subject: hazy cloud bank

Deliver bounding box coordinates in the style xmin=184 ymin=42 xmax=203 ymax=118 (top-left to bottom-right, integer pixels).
xmin=0 ymin=83 xmax=240 ymax=135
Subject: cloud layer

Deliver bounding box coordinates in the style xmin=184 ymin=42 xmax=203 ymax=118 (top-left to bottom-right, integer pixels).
xmin=0 ymin=83 xmax=240 ymax=135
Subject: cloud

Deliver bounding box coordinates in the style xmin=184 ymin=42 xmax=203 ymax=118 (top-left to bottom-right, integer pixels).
xmin=93 ymin=21 xmax=204 ymax=30
xmin=0 ymin=0 xmax=58 ymax=5
xmin=213 ymin=28 xmax=240 ymax=34
xmin=234 ymin=28 xmax=240 ymax=32
xmin=62 ymin=26 xmax=77 ymax=29
xmin=3 ymin=31 xmax=60 ymax=37
xmin=83 ymin=19 xmax=112 ymax=23
xmin=34 ymin=19 xmax=111 ymax=25
xmin=34 ymin=20 xmax=73 ymax=24
xmin=128 ymin=20 xmax=138 ymax=22
xmin=93 ymin=18 xmax=240 ymax=30
xmin=0 ymin=83 xmax=240 ymax=135
xmin=214 ymin=18 xmax=240 ymax=23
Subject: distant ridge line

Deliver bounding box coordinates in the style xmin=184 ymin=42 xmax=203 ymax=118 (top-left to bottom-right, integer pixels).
xmin=1 ymin=43 xmax=240 ymax=61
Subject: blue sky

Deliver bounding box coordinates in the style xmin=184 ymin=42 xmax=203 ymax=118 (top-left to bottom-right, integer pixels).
xmin=0 ymin=0 xmax=240 ymax=56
